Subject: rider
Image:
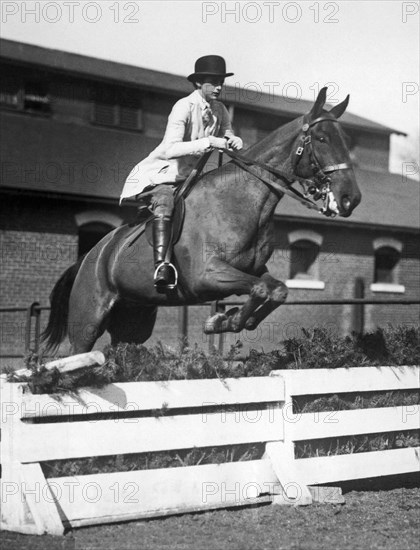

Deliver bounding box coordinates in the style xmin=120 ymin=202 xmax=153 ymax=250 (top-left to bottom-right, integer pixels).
xmin=120 ymin=55 xmax=243 ymax=289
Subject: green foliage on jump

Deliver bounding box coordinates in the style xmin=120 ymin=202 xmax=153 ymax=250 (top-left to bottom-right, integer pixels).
xmin=7 ymin=325 xmax=419 ymax=394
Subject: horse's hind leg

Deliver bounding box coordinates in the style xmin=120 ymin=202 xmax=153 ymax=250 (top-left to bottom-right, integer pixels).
xmin=199 ymin=259 xmax=288 ymax=334
xmin=108 ymin=302 xmax=157 ymax=345
xmin=68 ymin=286 xmax=116 ymax=354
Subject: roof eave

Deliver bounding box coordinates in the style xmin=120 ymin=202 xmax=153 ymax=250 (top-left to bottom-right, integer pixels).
xmin=273 ymin=212 xmax=420 ymax=232
xmin=0 ymin=38 xmax=406 ymax=136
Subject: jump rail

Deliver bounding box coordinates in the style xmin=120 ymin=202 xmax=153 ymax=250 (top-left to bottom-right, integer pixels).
xmin=1 ymin=364 xmax=419 ymax=535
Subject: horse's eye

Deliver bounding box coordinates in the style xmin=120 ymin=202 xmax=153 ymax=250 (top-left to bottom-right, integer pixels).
xmin=318 ymin=136 xmax=327 ymax=143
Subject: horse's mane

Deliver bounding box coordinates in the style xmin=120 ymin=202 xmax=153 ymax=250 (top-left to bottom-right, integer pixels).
xmin=198 ymin=114 xmax=303 ymax=185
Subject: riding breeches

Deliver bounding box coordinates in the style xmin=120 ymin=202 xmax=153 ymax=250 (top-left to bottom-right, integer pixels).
xmin=138 ymin=184 xmax=175 ymax=219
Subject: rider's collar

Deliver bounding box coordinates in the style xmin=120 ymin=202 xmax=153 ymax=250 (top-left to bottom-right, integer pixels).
xmin=192 ymin=89 xmax=214 ymax=111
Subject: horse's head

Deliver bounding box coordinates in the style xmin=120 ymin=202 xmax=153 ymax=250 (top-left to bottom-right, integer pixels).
xmin=293 ymin=87 xmax=361 ymax=217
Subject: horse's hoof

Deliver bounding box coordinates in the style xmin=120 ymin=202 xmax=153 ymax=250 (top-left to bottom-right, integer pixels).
xmin=244 ymin=317 xmax=257 ymax=330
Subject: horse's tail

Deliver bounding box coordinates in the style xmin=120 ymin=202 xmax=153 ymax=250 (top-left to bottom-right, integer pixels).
xmin=41 ymin=255 xmax=85 ymax=352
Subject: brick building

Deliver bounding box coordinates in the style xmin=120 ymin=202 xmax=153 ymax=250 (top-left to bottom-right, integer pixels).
xmin=1 ymin=39 xmax=419 ymax=363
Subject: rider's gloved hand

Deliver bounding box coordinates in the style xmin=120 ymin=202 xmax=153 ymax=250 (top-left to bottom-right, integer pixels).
xmin=226 ymin=136 xmax=243 ymax=151
xmin=208 ymin=136 xmax=228 ymax=149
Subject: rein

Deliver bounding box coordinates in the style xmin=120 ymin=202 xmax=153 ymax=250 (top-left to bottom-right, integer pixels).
xmin=223 ymin=115 xmax=351 ymax=216
xmin=222 ymin=148 xmax=321 ymax=211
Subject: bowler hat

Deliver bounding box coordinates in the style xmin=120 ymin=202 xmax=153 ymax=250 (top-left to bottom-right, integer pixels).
xmin=187 ymin=55 xmax=234 ymax=83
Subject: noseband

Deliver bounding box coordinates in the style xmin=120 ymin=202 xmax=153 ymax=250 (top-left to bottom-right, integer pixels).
xmin=294 ymin=116 xmax=351 ymax=212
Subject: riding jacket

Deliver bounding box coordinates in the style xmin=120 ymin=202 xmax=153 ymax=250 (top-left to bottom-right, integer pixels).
xmin=120 ymin=90 xmax=240 ymax=201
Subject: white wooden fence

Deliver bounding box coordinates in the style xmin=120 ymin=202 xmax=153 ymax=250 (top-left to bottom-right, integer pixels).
xmin=1 ymin=365 xmax=419 ymax=535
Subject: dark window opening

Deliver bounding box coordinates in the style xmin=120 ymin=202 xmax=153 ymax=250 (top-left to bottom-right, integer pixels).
xmin=374 ymin=246 xmax=400 ymax=284
xmin=0 ymin=76 xmax=20 ymax=109
xmin=24 ymin=81 xmax=50 ymax=114
xmin=119 ymin=88 xmax=142 ymax=130
xmin=94 ymin=101 xmax=116 ymax=126
xmin=92 ymin=85 xmax=143 ymax=131
xmin=78 ymin=222 xmax=113 ymax=257
xmin=289 ymin=240 xmax=319 ymax=280
xmin=92 ymin=86 xmax=117 ymax=126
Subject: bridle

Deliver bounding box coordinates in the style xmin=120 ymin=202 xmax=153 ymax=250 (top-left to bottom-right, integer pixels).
xmin=293 ymin=116 xmax=351 ymax=210
xmin=222 ymin=115 xmax=352 ymax=217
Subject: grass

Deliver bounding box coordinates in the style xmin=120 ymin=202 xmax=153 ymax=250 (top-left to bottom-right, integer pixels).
xmin=294 ymin=389 xmax=420 ymax=413
xmin=295 ymin=430 xmax=420 ymax=459
xmin=42 ymin=444 xmax=265 ymax=479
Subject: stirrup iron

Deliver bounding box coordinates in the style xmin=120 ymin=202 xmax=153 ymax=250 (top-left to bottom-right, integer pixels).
xmin=153 ymin=262 xmax=178 ymax=290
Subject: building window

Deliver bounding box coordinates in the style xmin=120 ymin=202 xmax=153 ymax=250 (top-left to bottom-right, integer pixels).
xmin=92 ymin=85 xmax=143 ymax=131
xmin=290 ymin=240 xmax=319 ymax=279
xmin=76 ymin=211 xmax=122 ymax=257
xmin=0 ymin=73 xmax=51 ymax=115
xmin=371 ymin=239 xmax=405 ymax=293
xmin=290 ymin=240 xmax=316 ymax=279
xmin=23 ymin=81 xmax=51 ymax=114
xmin=286 ymin=230 xmax=325 ymax=290
xmin=93 ymin=86 xmax=115 ymax=126
xmin=78 ymin=222 xmax=113 ymax=257
xmin=0 ymin=75 xmax=20 ymax=110
xmin=375 ymin=246 xmax=399 ymax=283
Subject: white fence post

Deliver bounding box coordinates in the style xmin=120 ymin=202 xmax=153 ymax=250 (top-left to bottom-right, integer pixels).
xmin=267 ymin=372 xmax=313 ymax=505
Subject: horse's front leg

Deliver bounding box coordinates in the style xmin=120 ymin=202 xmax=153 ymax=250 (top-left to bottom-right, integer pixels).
xmin=197 ymin=259 xmax=288 ymax=334
xmin=244 ymin=271 xmax=289 ymax=330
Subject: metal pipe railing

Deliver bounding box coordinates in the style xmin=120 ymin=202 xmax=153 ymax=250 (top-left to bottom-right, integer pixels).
xmin=0 ymin=298 xmax=419 ymax=359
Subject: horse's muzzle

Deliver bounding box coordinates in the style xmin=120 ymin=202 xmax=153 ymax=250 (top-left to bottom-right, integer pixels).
xmin=338 ymin=191 xmax=362 ymax=217
xmin=342 ymin=196 xmax=352 ymax=211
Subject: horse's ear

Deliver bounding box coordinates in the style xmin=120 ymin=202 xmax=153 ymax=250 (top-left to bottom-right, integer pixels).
xmin=310 ymin=87 xmax=328 ymax=119
xmin=329 ymin=94 xmax=350 ymax=119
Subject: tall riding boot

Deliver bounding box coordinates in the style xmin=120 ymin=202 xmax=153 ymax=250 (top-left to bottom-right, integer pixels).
xmin=152 ymin=216 xmax=174 ymax=287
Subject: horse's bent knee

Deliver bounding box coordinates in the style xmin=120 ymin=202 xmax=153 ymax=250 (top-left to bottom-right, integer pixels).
xmin=271 ymin=282 xmax=288 ymax=303
xmin=251 ymin=282 xmax=269 ymax=300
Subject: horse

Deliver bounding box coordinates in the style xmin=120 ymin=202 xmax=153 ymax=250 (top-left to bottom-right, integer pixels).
xmin=42 ymin=87 xmax=361 ymax=354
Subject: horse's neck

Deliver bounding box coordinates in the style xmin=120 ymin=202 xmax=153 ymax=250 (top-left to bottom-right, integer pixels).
xmin=246 ymin=116 xmax=301 ymax=172
xmin=195 ymin=117 xmax=302 ymax=227
xmin=234 ymin=116 xmax=302 ymax=215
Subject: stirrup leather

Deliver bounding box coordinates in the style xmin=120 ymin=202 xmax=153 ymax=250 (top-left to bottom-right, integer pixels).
xmin=153 ymin=262 xmax=178 ymax=290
